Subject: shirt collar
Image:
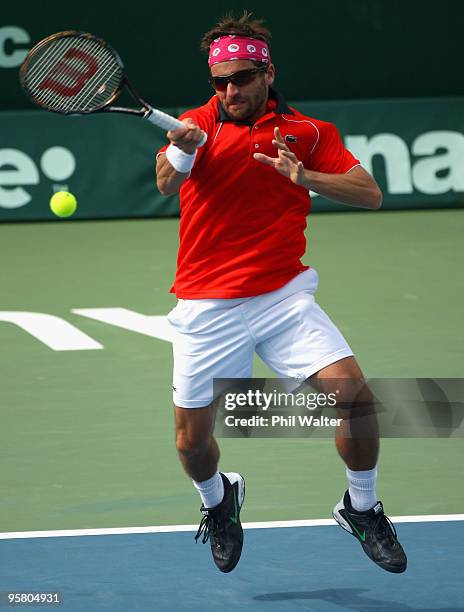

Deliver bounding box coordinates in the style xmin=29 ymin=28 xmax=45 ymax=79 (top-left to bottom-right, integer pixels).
xmin=217 ymin=87 xmax=294 ymax=124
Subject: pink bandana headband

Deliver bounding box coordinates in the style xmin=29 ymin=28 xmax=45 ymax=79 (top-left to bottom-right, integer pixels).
xmin=208 ymin=35 xmax=271 ymax=67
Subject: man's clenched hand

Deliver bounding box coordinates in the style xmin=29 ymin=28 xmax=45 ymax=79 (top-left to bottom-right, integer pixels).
xmin=167 ymin=118 xmax=205 ymax=154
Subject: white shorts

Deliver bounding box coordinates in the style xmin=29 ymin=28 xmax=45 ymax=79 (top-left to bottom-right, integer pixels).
xmin=167 ymin=269 xmax=353 ymax=408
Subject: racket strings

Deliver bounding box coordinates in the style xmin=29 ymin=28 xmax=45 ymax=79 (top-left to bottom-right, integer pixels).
xmin=25 ymin=37 xmax=92 ymax=107
xmin=25 ymin=37 xmax=78 ymax=91
xmin=28 ymin=37 xmax=113 ymax=109
xmin=23 ymin=35 xmax=123 ymax=113
xmin=54 ymin=47 xmax=113 ymax=112
xmin=80 ymin=66 xmax=122 ymax=111
xmin=27 ymin=41 xmax=87 ymax=109
xmin=72 ymin=53 xmax=121 ymax=111
xmin=47 ymin=39 xmax=121 ymax=112
xmin=36 ymin=38 xmax=108 ymax=110
xmin=57 ymin=41 xmax=118 ymax=111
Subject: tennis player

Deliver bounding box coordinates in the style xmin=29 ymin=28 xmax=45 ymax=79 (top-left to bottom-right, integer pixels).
xmin=156 ymin=12 xmax=407 ymax=574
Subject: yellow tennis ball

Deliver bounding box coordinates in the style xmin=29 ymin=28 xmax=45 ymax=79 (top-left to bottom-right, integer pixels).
xmin=50 ymin=191 xmax=77 ymax=218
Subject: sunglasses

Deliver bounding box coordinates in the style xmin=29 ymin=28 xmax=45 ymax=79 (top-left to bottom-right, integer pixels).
xmin=209 ymin=67 xmax=267 ymax=92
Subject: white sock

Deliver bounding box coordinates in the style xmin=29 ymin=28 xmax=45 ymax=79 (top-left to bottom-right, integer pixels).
xmin=346 ymin=467 xmax=378 ymax=512
xmin=193 ymin=472 xmax=224 ymax=509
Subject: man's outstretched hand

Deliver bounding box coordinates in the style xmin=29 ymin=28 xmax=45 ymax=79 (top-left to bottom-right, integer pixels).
xmin=253 ymin=127 xmax=307 ymax=187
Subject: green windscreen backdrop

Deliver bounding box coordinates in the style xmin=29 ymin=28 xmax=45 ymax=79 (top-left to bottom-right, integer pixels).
xmin=0 ymin=97 xmax=463 ymax=221
xmin=1 ymin=0 xmax=462 ymax=111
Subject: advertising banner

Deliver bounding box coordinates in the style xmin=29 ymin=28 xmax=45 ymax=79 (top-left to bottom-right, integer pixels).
xmin=1 ymin=97 xmax=463 ymax=221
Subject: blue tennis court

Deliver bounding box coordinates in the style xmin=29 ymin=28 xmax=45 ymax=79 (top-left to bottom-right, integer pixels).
xmin=2 ymin=519 xmax=463 ymax=611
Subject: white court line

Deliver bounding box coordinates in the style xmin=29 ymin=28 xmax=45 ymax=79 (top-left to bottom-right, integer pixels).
xmin=1 ymin=514 xmax=463 ymax=541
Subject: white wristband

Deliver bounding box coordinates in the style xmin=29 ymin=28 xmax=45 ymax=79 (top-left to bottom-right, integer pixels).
xmin=165 ymin=144 xmax=197 ymax=173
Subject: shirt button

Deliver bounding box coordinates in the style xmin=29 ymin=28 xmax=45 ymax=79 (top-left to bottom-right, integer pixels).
xmin=254 ymin=143 xmax=260 ymax=149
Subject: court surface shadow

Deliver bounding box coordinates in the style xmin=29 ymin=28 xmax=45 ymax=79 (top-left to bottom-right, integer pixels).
xmin=253 ymin=587 xmax=461 ymax=612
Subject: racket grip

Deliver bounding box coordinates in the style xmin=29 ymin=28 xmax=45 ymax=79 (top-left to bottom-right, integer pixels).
xmin=145 ymin=108 xmax=207 ymax=147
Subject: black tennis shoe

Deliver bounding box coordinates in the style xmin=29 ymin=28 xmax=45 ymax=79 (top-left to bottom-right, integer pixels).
xmin=194 ymin=472 xmax=245 ymax=573
xmin=333 ymin=490 xmax=407 ymax=573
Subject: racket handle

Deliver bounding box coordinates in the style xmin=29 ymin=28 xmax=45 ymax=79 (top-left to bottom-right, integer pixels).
xmin=145 ymin=108 xmax=207 ymax=146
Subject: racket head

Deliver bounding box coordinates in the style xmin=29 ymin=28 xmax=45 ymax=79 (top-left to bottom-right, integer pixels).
xmin=19 ymin=31 xmax=125 ymax=115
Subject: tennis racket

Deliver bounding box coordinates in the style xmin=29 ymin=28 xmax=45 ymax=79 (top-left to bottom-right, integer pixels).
xmin=19 ymin=31 xmax=207 ymax=145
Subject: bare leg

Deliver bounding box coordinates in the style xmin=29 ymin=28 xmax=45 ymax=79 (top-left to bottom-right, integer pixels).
xmin=309 ymin=356 xmax=379 ymax=470
xmin=175 ymin=403 xmax=220 ymax=482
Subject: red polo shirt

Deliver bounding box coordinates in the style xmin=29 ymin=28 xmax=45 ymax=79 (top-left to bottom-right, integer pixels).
xmin=157 ymin=90 xmax=359 ymax=298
